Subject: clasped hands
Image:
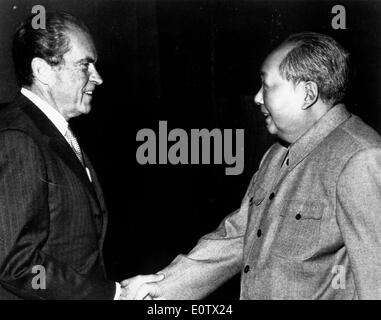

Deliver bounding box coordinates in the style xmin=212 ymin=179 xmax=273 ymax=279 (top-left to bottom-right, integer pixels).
xmin=119 ymin=273 xmax=164 ymax=300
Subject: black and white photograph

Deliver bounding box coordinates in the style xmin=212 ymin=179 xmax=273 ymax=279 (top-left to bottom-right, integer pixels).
xmin=0 ymin=0 xmax=381 ymax=309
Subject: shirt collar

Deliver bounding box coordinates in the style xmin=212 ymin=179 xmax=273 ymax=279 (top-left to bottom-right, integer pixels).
xmin=287 ymin=104 xmax=351 ymax=167
xmin=21 ymin=87 xmax=68 ymax=136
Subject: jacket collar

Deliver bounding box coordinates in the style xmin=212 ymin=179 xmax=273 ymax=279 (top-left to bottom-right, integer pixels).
xmin=286 ymin=103 xmax=351 ymax=171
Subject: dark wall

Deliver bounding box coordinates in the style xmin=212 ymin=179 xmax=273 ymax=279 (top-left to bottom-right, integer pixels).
xmin=0 ymin=0 xmax=380 ymax=299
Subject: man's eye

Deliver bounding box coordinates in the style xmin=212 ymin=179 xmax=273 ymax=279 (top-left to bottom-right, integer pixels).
xmin=80 ymin=62 xmax=90 ymax=69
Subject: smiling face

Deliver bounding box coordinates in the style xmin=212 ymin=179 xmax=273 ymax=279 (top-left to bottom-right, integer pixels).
xmin=48 ymin=27 xmax=103 ymax=120
xmin=254 ymin=46 xmax=310 ymax=143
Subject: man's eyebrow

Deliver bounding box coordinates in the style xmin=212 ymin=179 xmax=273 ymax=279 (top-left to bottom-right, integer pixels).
xmin=76 ymin=57 xmax=97 ymax=64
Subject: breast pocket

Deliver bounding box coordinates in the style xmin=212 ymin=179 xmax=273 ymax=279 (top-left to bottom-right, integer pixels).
xmin=246 ymin=186 xmax=267 ymax=231
xmin=249 ymin=186 xmax=267 ymax=207
xmin=271 ymin=200 xmax=325 ymax=260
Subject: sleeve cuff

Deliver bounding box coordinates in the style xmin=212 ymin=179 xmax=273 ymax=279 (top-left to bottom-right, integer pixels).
xmin=114 ymin=282 xmax=122 ymax=300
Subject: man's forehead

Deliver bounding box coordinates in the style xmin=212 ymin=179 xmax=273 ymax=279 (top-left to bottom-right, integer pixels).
xmin=64 ymin=29 xmax=98 ymax=61
xmin=260 ymin=45 xmax=294 ymax=76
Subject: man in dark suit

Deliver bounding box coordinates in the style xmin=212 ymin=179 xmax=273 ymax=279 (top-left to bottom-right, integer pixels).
xmin=0 ymin=11 xmax=162 ymax=299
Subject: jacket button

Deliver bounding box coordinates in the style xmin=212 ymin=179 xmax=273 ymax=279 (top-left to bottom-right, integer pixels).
xmin=257 ymin=229 xmax=262 ymax=237
xmin=244 ymin=265 xmax=250 ymax=273
xmin=269 ymin=192 xmax=275 ymax=200
xmin=295 ymin=213 xmax=301 ymax=220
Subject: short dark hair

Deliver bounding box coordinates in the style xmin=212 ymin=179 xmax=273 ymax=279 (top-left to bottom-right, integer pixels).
xmin=12 ymin=11 xmax=90 ymax=86
xmin=278 ymin=32 xmax=350 ymax=105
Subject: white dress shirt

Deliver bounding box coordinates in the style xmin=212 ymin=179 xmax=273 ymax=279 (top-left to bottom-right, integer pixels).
xmin=20 ymin=88 xmax=121 ymax=299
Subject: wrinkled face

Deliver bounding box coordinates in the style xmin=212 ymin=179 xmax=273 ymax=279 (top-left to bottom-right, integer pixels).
xmin=254 ymin=46 xmax=308 ymax=143
xmin=49 ymin=27 xmax=103 ymax=120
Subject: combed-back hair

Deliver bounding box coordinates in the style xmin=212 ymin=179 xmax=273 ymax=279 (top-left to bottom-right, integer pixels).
xmin=278 ymin=32 xmax=350 ymax=105
xmin=12 ymin=11 xmax=90 ymax=86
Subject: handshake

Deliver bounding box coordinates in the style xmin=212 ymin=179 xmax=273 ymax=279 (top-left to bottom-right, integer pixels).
xmin=118 ymin=273 xmax=165 ymax=300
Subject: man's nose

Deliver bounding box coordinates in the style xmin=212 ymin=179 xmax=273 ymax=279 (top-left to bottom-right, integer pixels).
xmin=90 ymin=65 xmax=103 ymax=85
xmin=254 ymin=87 xmax=263 ymax=106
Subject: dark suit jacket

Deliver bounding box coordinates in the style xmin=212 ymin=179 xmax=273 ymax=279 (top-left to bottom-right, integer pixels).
xmin=0 ymin=94 xmax=115 ymax=299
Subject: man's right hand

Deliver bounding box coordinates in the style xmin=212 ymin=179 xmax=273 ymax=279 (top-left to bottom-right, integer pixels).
xmin=119 ymin=274 xmax=164 ymax=300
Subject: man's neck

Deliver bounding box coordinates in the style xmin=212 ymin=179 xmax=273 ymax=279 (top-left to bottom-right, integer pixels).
xmin=26 ymin=84 xmax=68 ymax=120
xmin=285 ymin=101 xmax=332 ymax=145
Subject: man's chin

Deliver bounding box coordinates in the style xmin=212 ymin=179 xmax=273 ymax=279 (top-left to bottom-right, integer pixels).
xmin=265 ymin=122 xmax=277 ymax=135
xmin=70 ymin=105 xmax=92 ymax=118
xmin=81 ymin=103 xmax=92 ymax=114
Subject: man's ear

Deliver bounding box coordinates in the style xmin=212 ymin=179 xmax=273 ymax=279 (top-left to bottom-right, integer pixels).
xmin=302 ymin=81 xmax=318 ymax=110
xmin=31 ymin=57 xmax=54 ymax=85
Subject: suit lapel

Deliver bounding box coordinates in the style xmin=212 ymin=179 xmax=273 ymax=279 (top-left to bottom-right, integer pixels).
xmin=82 ymin=150 xmax=109 ymax=251
xmin=82 ymin=151 xmax=107 ymax=214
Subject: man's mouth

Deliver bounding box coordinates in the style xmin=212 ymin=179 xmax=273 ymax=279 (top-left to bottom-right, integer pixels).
xmin=84 ymin=90 xmax=94 ymax=96
xmin=262 ymin=110 xmax=271 ymax=118
xmin=260 ymin=107 xmax=270 ymax=117
xmin=261 ymin=109 xmax=272 ymax=123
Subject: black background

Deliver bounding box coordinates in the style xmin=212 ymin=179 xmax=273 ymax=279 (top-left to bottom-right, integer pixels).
xmin=0 ymin=0 xmax=380 ymax=299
